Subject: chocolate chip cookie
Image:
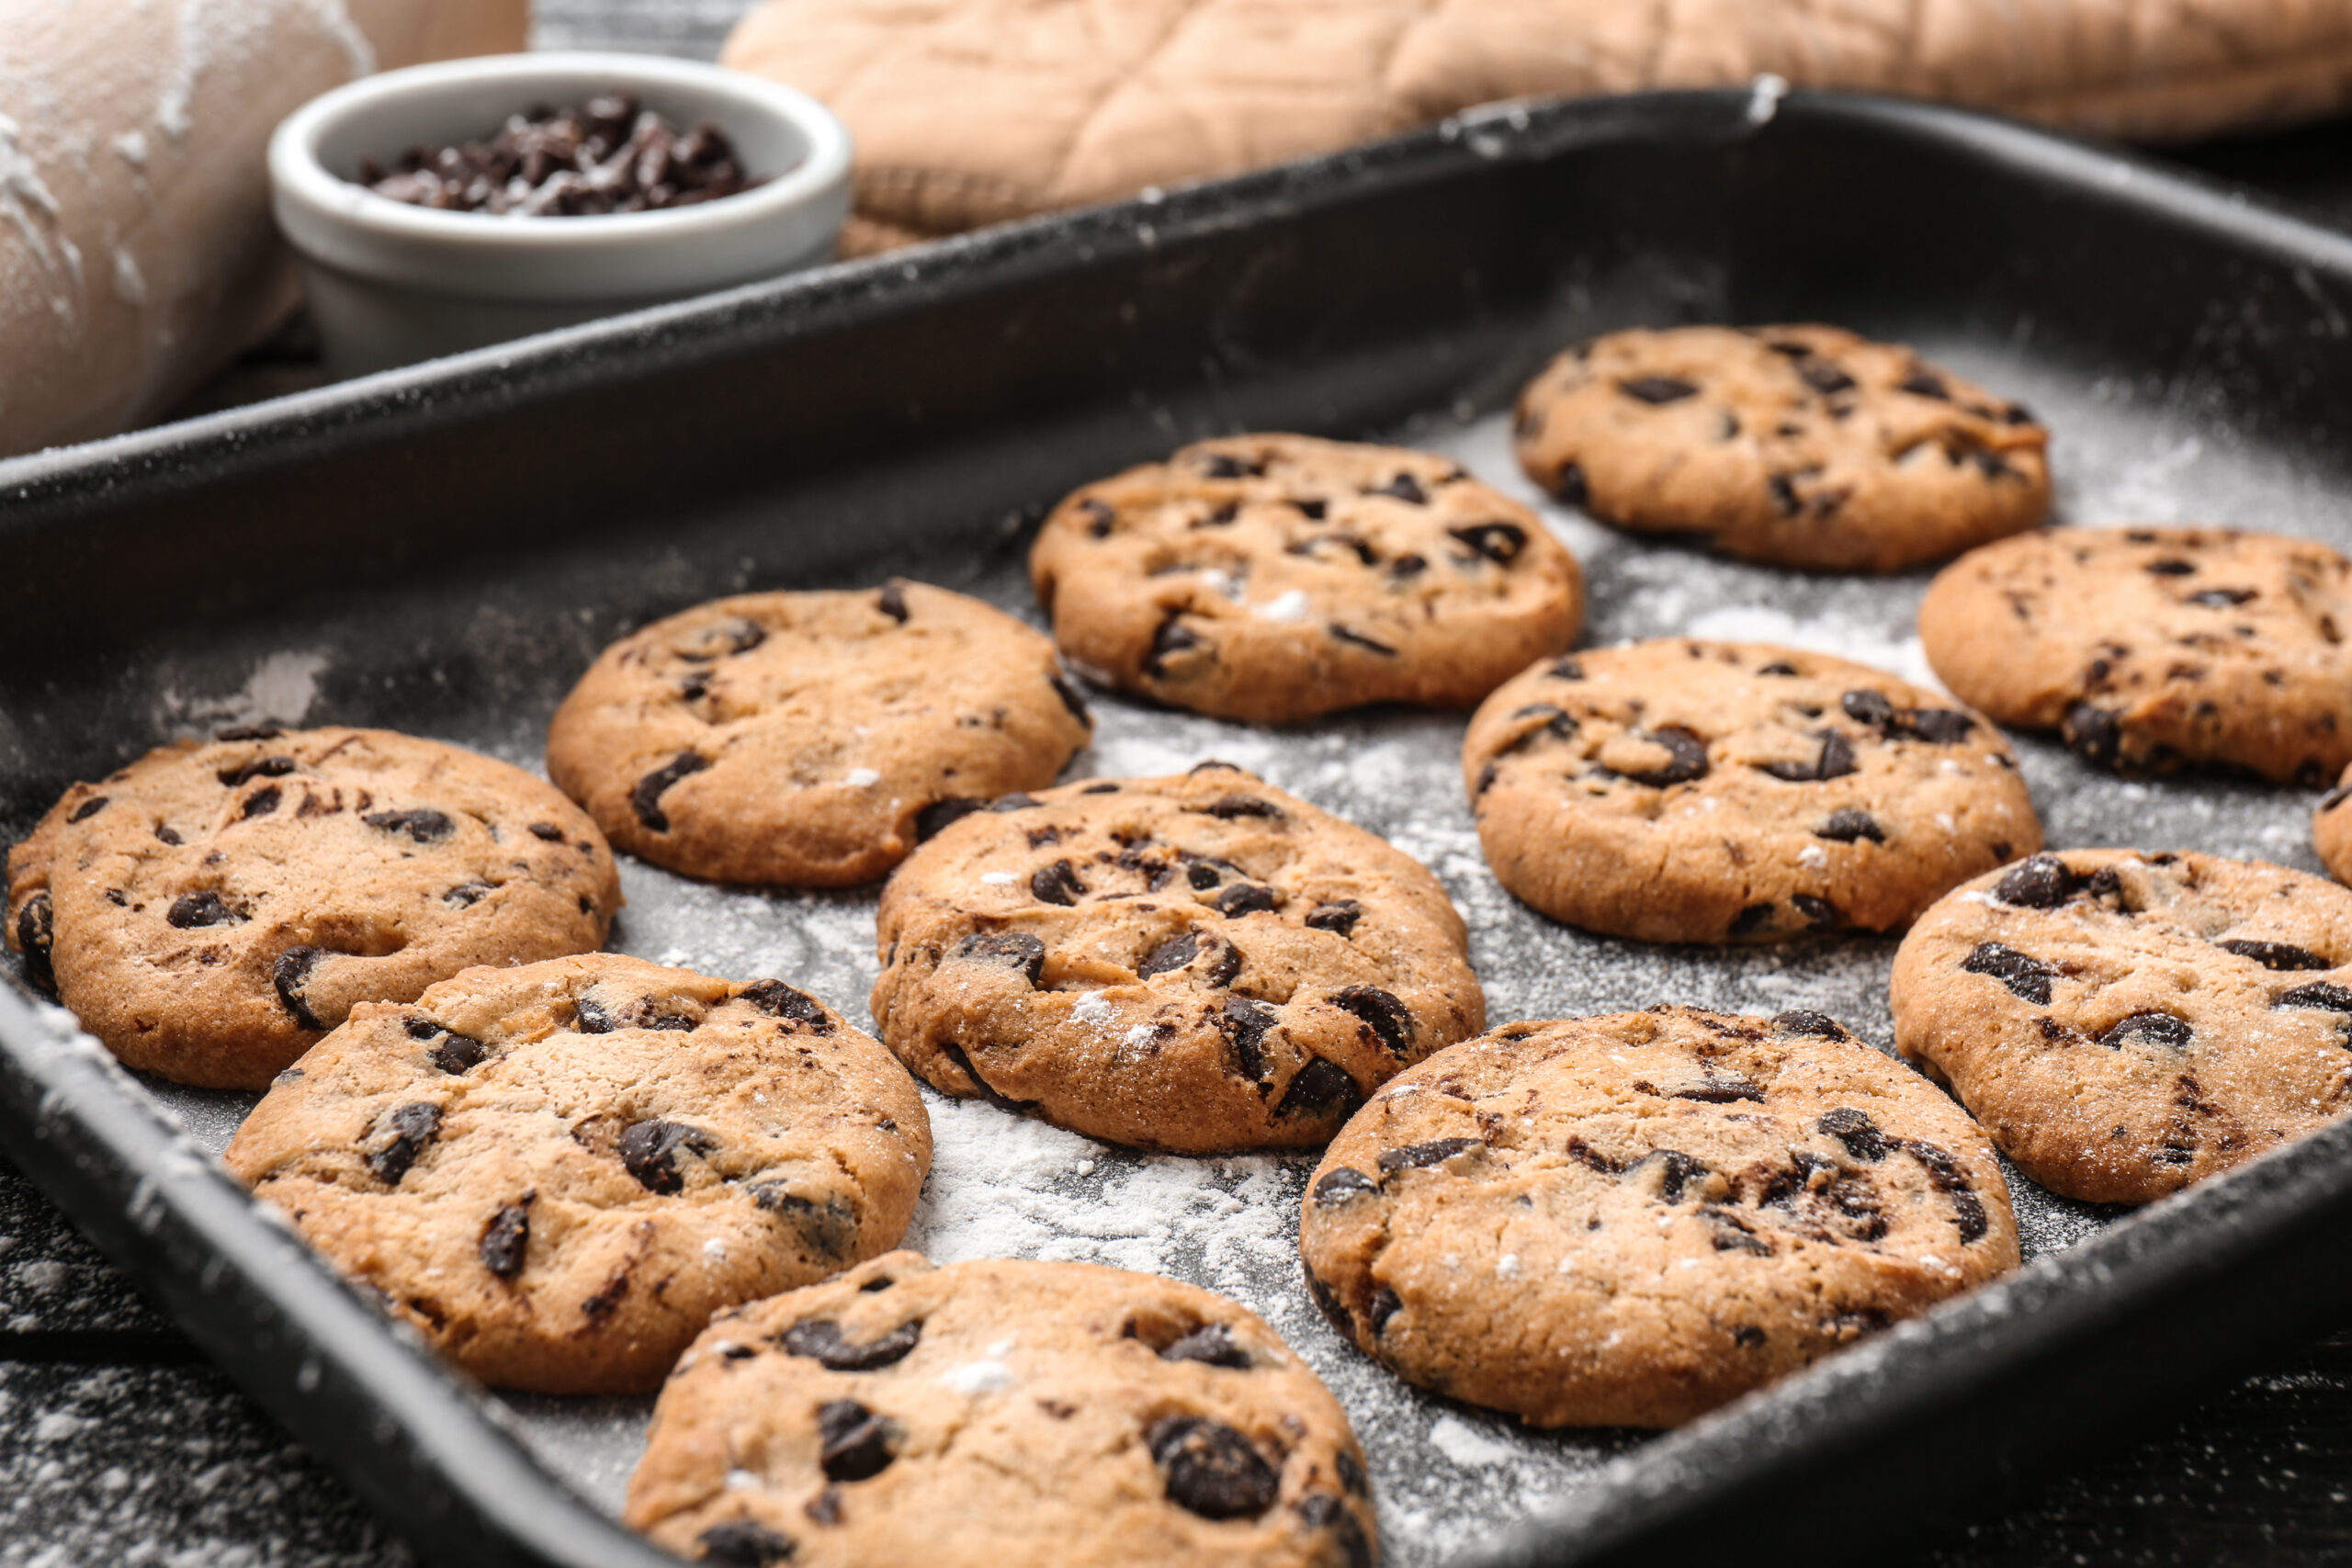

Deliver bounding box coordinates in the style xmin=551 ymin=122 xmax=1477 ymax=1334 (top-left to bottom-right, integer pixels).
xmin=1513 ymin=324 xmax=2051 ymax=571
xmin=5 ymin=726 xmax=620 ymax=1089
xmin=1029 ymin=435 xmax=1583 ymax=723
xmin=546 ymin=582 xmax=1092 ymax=886
xmin=2316 ymin=769 xmax=2352 ymax=884
xmin=1299 ymin=1006 xmax=2018 ymax=1428
xmin=869 ymin=763 xmax=1486 ymax=1152
xmin=1918 ymin=526 xmax=2352 ymax=783
xmin=1892 ymin=849 xmax=2352 ymax=1203
xmin=1464 ymin=640 xmax=2040 ymax=943
xmin=626 ymin=1251 xmax=1376 ymax=1568
xmin=225 ymin=953 xmax=931 ymax=1393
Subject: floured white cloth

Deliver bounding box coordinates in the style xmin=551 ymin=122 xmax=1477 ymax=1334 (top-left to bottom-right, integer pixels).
xmin=721 ymin=0 xmax=2352 ymax=251
xmin=0 ymin=0 xmax=526 ymax=457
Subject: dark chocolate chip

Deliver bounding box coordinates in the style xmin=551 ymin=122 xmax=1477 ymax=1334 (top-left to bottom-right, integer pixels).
xmin=1649 ymin=1149 xmax=1706 ymax=1203
xmin=2216 ymin=940 xmax=2333 ymax=971
xmin=67 ymin=795 xmax=107 ymax=823
xmin=876 ymin=584 xmax=909 ymax=623
xmin=1081 ymin=499 xmax=1116 ymax=537
xmin=1146 ymin=615 xmax=1205 ymax=675
xmin=780 ymin=1318 xmax=922 ymax=1371
xmin=1294 ymin=499 xmax=1328 ymax=521
xmin=429 ymin=1032 xmax=488 ymax=1073
xmin=1389 ymin=553 xmax=1427 ymax=579
xmin=1295 ymin=1496 xmax=1373 ymax=1568
xmin=1199 ymin=454 xmax=1261 ymax=479
xmin=1161 ymin=1324 xmax=1251 ymax=1370
xmin=1366 ymin=1286 xmax=1404 ymax=1336
xmin=818 ymin=1399 xmax=899 ymax=1482
xmin=631 ymin=751 xmax=710 ymax=833
xmin=1899 ymin=709 xmax=1976 ymax=745
xmin=1792 ymin=893 xmax=1838 ymax=928
xmin=1549 ymin=657 xmax=1585 ymax=680
xmin=914 ymin=796 xmax=984 ymax=840
xmin=695 ymin=1519 xmax=797 ymax=1567
xmin=1275 ymin=1058 xmax=1363 ymax=1122
xmin=1899 ymin=371 xmax=1950 ymax=400
xmin=2188 ymin=587 xmax=2257 ymax=608
xmin=1305 ymin=900 xmax=1363 ymax=938
xmin=1031 ymin=860 xmax=1085 ymax=906
xmin=1758 ymin=661 xmax=1800 ymax=676
xmin=480 ymin=1202 xmax=530 ymax=1280
xmin=1081 ymin=782 xmax=1121 ymax=795
xmin=1840 ymin=689 xmax=1895 ymax=729
xmin=2277 ymin=982 xmax=2352 ymax=1013
xmin=1448 ymin=523 xmax=1527 ymax=564
xmin=741 ymin=978 xmax=835 ymax=1032
xmin=617 ymin=1119 xmax=718 ymax=1194
xmin=165 ymin=890 xmax=241 ymax=929
xmin=1368 ymin=473 xmax=1427 ymax=504
xmin=1730 ymin=903 xmax=1776 ymax=937
xmin=1672 ymin=1074 xmax=1765 ymax=1104
xmin=1797 ymin=360 xmax=1856 ymax=395
xmin=1962 ymin=942 xmax=2053 ymax=1004
xmin=362 ymin=808 xmax=455 ymax=844
xmin=1619 ymin=376 xmax=1698 ymax=404
xmin=213 ymin=725 xmax=284 ymax=743
xmin=1767 ymin=472 xmax=1803 ymax=516
xmin=14 ymin=892 xmax=55 ymax=989
xmin=1817 ymin=1107 xmax=1887 ymax=1162
xmin=1216 ymin=884 xmax=1278 ymax=918
xmin=752 ymin=1188 xmax=860 ymax=1258
xmin=154 ymin=825 xmax=183 ymax=845
xmin=1773 ymin=1010 xmax=1849 ymax=1040
xmin=2099 ymin=1012 xmax=2193 ymax=1051
xmin=1050 ymin=672 xmax=1092 ymax=727
xmin=442 ymin=883 xmax=492 ymax=908
xmin=1149 ymin=1416 xmax=1278 ymax=1521
xmin=1216 ymin=996 xmax=1277 ymax=1081
xmin=574 ymin=997 xmax=617 ymax=1034
xmin=1137 ymin=931 xmax=1204 ymax=978
xmin=1329 ymin=625 xmax=1396 ymax=656
xmin=1204 ymin=795 xmax=1282 ymax=819
xmin=361 ymin=1102 xmax=442 ymax=1186
xmin=1996 ymin=853 xmax=2080 ymax=908
xmin=240 ymin=785 xmax=282 ymax=819
xmin=1759 ymin=729 xmax=1856 ymax=784
xmin=1900 ymin=1138 xmax=1990 ymax=1242
xmin=1377 ymin=1137 xmax=1478 ymax=1172
xmin=2145 ymin=558 xmax=2198 ymax=576
xmin=217 ymin=756 xmax=297 ymax=787
xmin=1331 ymin=987 xmax=1412 ymax=1055
xmin=1312 ymin=1168 xmax=1377 ymax=1208
xmin=949 ymin=931 xmax=1047 ymax=987
xmin=1815 ymin=808 xmax=1883 ymax=843
xmin=2063 ymin=704 xmax=2122 ymax=768
xmin=1551 ymin=462 xmax=1590 ymax=508
xmin=1622 ymin=726 xmax=1710 ymax=787
xmin=272 ymin=946 xmax=327 ymax=1029
xmin=1185 ymin=863 xmax=1222 ymax=890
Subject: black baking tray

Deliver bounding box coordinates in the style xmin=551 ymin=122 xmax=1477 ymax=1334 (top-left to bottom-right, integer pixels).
xmin=7 ymin=88 xmax=2352 ymax=1567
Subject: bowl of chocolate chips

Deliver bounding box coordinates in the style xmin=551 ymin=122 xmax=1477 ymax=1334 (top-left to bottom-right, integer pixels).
xmin=271 ymin=51 xmax=851 ymax=376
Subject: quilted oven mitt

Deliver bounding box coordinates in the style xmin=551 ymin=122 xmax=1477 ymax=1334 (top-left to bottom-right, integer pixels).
xmin=723 ymin=0 xmax=2352 ymax=251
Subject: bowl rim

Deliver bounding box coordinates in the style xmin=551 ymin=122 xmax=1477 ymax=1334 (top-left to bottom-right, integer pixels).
xmin=269 ymin=50 xmax=854 ymax=254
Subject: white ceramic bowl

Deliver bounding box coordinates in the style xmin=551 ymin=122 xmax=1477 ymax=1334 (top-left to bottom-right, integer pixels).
xmin=270 ymin=51 xmax=852 ymax=377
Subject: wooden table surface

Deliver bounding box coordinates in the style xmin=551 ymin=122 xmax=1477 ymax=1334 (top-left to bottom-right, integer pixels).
xmin=11 ymin=4 xmax=2352 ymax=1562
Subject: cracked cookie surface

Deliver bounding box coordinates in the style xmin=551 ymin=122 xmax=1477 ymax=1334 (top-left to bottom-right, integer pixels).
xmin=626 ymin=1251 xmax=1376 ymax=1568
xmin=225 ymin=953 xmax=930 ymax=1393
xmin=1919 ymin=525 xmax=2352 ymax=783
xmin=1029 ymin=434 xmax=1583 ymax=723
xmin=1298 ymin=1006 xmax=2017 ymax=1428
xmin=547 ymin=582 xmax=1092 ymax=886
xmin=5 ymin=726 xmax=619 ymax=1089
xmin=869 ymin=764 xmax=1485 ymax=1152
xmin=1464 ymin=639 xmax=2040 ymax=943
xmin=1893 ymin=848 xmax=2352 ymax=1203
xmin=1513 ymin=323 xmax=2050 ymax=571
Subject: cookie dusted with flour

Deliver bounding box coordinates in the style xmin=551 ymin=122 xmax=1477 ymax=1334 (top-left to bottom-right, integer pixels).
xmin=547 ymin=583 xmax=1091 ymax=886
xmin=1299 ymin=1007 xmax=2018 ymax=1428
xmin=1463 ymin=641 xmax=2040 ymax=944
xmin=225 ymin=953 xmax=930 ymax=1393
xmin=627 ymin=1252 xmax=1376 ymax=1568
xmin=1029 ymin=435 xmax=1583 ymax=723
xmin=1920 ymin=526 xmax=2352 ymax=783
xmin=870 ymin=764 xmax=1485 ymax=1152
xmin=5 ymin=727 xmax=618 ymax=1089
xmin=1513 ymin=324 xmax=2050 ymax=571
xmin=1893 ymin=849 xmax=2352 ymax=1203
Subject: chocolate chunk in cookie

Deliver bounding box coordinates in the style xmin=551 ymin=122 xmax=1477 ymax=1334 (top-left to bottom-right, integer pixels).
xmin=1513 ymin=324 xmax=2051 ymax=571
xmin=547 ymin=583 xmax=1091 ymax=886
xmin=224 ymin=953 xmax=930 ymax=1393
xmin=1298 ymin=1006 xmax=2018 ymax=1427
xmin=1463 ymin=640 xmax=2039 ymax=943
xmin=626 ymin=1252 xmax=1375 ymax=1568
xmin=1030 ymin=435 xmax=1583 ymax=723
xmin=4 ymin=728 xmax=620 ymax=1089
xmin=1921 ymin=526 xmax=2352 ymax=783
xmin=1894 ymin=849 xmax=2352 ymax=1202
xmin=870 ymin=765 xmax=1485 ymax=1152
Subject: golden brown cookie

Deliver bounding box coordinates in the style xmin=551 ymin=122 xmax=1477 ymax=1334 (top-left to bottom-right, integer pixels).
xmin=1463 ymin=640 xmax=2040 ymax=943
xmin=224 ymin=953 xmax=931 ymax=1393
xmin=1298 ymin=1006 xmax=2018 ymax=1428
xmin=1892 ymin=848 xmax=2352 ymax=1203
xmin=1029 ymin=434 xmax=1583 ymax=723
xmin=1919 ymin=525 xmax=2352 ymax=783
xmin=5 ymin=726 xmax=619 ymax=1089
xmin=546 ymin=582 xmax=1092 ymax=886
xmin=869 ymin=763 xmax=1486 ymax=1152
xmin=1513 ymin=324 xmax=2051 ymax=571
xmin=626 ymin=1251 xmax=1376 ymax=1568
